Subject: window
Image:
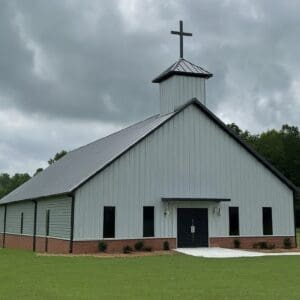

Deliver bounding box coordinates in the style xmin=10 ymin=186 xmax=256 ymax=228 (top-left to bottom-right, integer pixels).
xmin=103 ymin=207 xmax=115 ymax=238
xmin=46 ymin=210 xmax=50 ymax=236
xmin=263 ymin=207 xmax=273 ymax=235
xmin=229 ymin=207 xmax=239 ymax=236
xmin=143 ymin=207 xmax=154 ymax=237
xmin=20 ymin=212 xmax=24 ymax=234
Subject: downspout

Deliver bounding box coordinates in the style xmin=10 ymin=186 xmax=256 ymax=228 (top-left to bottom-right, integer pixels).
xmin=69 ymin=194 xmax=75 ymax=254
xmin=3 ymin=204 xmax=7 ymax=248
xmin=32 ymin=200 xmax=37 ymax=251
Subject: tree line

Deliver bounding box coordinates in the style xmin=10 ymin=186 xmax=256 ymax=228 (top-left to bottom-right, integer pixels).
xmin=0 ymin=150 xmax=67 ymax=199
xmin=0 ymin=125 xmax=299 ymax=200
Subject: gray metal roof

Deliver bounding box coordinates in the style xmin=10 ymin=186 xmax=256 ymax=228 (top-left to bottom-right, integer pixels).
xmin=0 ymin=112 xmax=174 ymax=204
xmin=152 ymin=58 xmax=213 ymax=83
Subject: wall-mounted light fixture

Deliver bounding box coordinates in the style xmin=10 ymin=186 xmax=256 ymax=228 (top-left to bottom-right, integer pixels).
xmin=213 ymin=206 xmax=221 ymax=216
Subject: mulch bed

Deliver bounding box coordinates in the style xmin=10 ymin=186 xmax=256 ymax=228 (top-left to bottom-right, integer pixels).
xmin=37 ymin=250 xmax=177 ymax=258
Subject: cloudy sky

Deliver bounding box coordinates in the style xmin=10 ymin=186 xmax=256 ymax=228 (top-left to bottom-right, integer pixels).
xmin=1 ymin=0 xmax=300 ymax=175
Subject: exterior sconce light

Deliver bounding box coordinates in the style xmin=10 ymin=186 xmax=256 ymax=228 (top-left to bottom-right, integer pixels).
xmin=213 ymin=206 xmax=221 ymax=216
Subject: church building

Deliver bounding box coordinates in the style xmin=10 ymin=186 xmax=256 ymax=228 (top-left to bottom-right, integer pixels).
xmin=0 ymin=21 xmax=297 ymax=253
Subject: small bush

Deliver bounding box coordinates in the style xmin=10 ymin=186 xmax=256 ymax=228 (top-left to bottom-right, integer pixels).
xmin=267 ymin=243 xmax=275 ymax=250
xmin=233 ymin=239 xmax=240 ymax=249
xmin=123 ymin=245 xmax=133 ymax=254
xmin=283 ymin=238 xmax=292 ymax=249
xmin=258 ymin=242 xmax=268 ymax=249
xmin=98 ymin=242 xmax=107 ymax=252
xmin=143 ymin=246 xmax=152 ymax=252
xmin=163 ymin=241 xmax=170 ymax=251
xmin=134 ymin=241 xmax=144 ymax=251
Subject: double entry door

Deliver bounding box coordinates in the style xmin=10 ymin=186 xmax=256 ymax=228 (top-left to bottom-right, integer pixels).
xmin=177 ymin=208 xmax=208 ymax=247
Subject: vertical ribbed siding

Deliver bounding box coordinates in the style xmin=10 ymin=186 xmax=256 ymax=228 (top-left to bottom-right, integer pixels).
xmin=74 ymin=104 xmax=294 ymax=241
xmin=0 ymin=205 xmax=4 ymax=233
xmin=36 ymin=197 xmax=71 ymax=239
xmin=160 ymin=75 xmax=206 ymax=114
xmin=5 ymin=201 xmax=35 ymax=235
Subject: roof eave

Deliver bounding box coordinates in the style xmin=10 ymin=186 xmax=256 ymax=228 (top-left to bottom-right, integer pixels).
xmin=152 ymin=71 xmax=213 ymax=83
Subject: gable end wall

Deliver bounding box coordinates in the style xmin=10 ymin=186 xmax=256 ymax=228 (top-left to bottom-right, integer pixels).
xmin=74 ymin=105 xmax=294 ymax=241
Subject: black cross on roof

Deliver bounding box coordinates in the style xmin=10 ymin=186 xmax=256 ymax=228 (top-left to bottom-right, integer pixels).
xmin=171 ymin=20 xmax=192 ymax=58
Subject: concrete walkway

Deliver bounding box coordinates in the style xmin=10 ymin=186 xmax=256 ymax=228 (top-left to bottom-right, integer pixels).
xmin=175 ymin=247 xmax=300 ymax=258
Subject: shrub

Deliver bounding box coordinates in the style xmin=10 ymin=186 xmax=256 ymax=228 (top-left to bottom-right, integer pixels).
xmin=123 ymin=245 xmax=133 ymax=254
xmin=98 ymin=242 xmax=107 ymax=252
xmin=267 ymin=243 xmax=275 ymax=250
xmin=163 ymin=241 xmax=170 ymax=251
xmin=134 ymin=241 xmax=144 ymax=251
xmin=284 ymin=238 xmax=292 ymax=249
xmin=258 ymin=242 xmax=268 ymax=249
xmin=143 ymin=246 xmax=152 ymax=252
xmin=233 ymin=239 xmax=240 ymax=249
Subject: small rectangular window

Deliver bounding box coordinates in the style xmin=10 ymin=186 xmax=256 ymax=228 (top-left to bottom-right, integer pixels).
xmin=103 ymin=207 xmax=115 ymax=238
xmin=263 ymin=207 xmax=273 ymax=235
xmin=20 ymin=212 xmax=24 ymax=234
xmin=46 ymin=210 xmax=50 ymax=236
xmin=229 ymin=207 xmax=239 ymax=236
xmin=143 ymin=207 xmax=154 ymax=237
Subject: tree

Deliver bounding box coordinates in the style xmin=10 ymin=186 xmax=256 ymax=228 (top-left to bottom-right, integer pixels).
xmin=0 ymin=173 xmax=31 ymax=199
xmin=0 ymin=150 xmax=68 ymax=199
xmin=34 ymin=168 xmax=44 ymax=176
xmin=227 ymin=123 xmax=300 ymax=186
xmin=48 ymin=150 xmax=67 ymax=165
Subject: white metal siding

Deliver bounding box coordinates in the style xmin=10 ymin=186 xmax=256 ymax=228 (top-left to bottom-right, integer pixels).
xmin=160 ymin=75 xmax=206 ymax=114
xmin=74 ymin=104 xmax=294 ymax=241
xmin=0 ymin=206 xmax=4 ymax=233
xmin=36 ymin=197 xmax=71 ymax=239
xmin=5 ymin=201 xmax=35 ymax=235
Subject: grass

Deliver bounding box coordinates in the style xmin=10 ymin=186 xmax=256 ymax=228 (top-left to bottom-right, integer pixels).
xmin=297 ymin=228 xmax=300 ymax=247
xmin=1 ymin=250 xmax=300 ymax=299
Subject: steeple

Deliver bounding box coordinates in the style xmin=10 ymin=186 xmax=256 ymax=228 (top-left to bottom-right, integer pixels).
xmin=153 ymin=21 xmax=213 ymax=114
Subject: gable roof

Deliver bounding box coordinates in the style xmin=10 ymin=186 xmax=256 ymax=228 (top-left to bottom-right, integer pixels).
xmin=152 ymin=58 xmax=213 ymax=83
xmin=0 ymin=98 xmax=297 ymax=205
xmin=0 ymin=112 xmax=175 ymax=204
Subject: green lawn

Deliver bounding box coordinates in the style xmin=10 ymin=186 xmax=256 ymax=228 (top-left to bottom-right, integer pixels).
xmin=1 ymin=249 xmax=300 ymax=299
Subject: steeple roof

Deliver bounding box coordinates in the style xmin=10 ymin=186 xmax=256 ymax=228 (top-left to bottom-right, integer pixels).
xmin=152 ymin=58 xmax=213 ymax=83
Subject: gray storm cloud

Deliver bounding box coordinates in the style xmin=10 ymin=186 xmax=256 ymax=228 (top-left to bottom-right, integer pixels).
xmin=0 ymin=0 xmax=299 ymax=174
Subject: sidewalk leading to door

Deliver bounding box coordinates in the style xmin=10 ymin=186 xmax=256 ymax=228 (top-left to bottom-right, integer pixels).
xmin=176 ymin=247 xmax=300 ymax=258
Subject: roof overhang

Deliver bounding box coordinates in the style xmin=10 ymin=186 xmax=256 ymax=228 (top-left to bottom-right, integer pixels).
xmin=161 ymin=197 xmax=230 ymax=202
xmin=152 ymin=71 xmax=213 ymax=83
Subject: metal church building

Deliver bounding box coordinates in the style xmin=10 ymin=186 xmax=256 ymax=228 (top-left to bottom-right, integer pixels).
xmin=0 ymin=22 xmax=298 ymax=253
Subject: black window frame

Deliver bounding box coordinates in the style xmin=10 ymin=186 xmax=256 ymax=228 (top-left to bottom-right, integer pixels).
xmin=103 ymin=206 xmax=115 ymax=238
xmin=20 ymin=212 xmax=24 ymax=234
xmin=143 ymin=206 xmax=155 ymax=237
xmin=263 ymin=207 xmax=273 ymax=235
xmin=229 ymin=207 xmax=239 ymax=236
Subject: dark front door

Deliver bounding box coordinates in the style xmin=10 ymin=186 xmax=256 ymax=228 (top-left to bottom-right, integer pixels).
xmin=177 ymin=208 xmax=208 ymax=247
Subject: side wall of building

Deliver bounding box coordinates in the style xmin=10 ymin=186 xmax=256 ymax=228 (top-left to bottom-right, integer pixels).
xmin=0 ymin=196 xmax=72 ymax=253
xmin=74 ymin=104 xmax=295 ymax=251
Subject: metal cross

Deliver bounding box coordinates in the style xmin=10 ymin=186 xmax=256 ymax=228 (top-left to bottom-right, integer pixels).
xmin=171 ymin=20 xmax=192 ymax=58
